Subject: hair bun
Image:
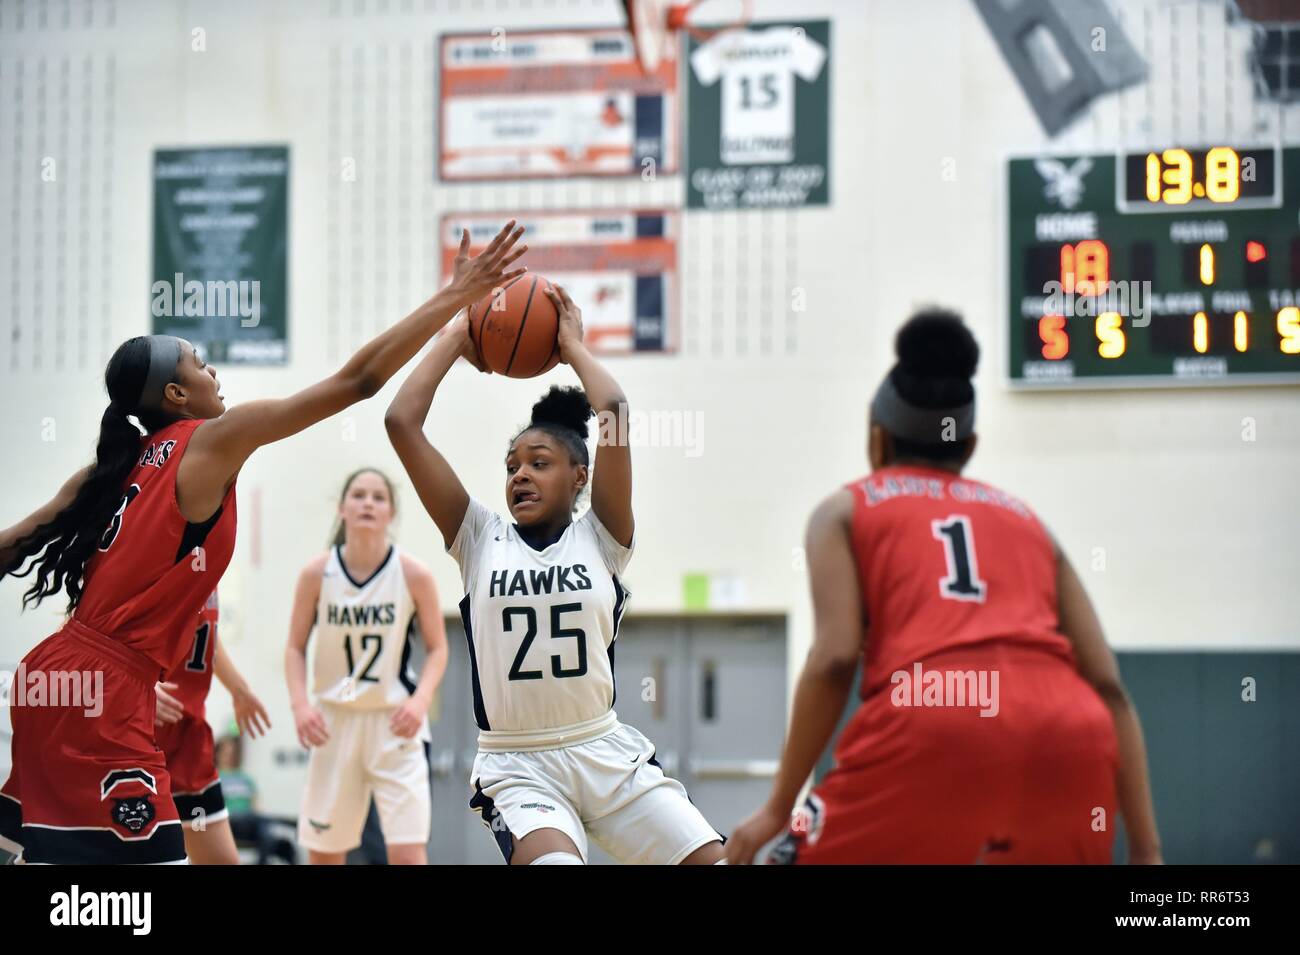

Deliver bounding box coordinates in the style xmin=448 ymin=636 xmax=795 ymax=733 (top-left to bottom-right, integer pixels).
xmin=895 ymin=308 xmax=979 ymax=381
xmin=530 ymin=386 xmax=593 ymax=440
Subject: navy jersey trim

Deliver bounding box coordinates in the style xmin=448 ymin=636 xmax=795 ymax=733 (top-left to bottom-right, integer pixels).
xmin=335 ymin=543 xmax=395 ymax=590
xmin=609 ymin=574 xmax=628 ymax=707
xmin=398 ymin=612 xmax=418 ymax=695
xmin=459 ymin=594 xmax=491 ymax=731
xmin=469 ymin=780 xmax=514 ymax=864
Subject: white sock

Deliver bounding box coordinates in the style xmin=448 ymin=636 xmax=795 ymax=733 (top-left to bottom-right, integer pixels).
xmin=530 ymin=851 xmax=584 ymax=865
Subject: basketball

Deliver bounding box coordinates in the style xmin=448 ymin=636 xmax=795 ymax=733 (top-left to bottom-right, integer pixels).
xmin=467 ymin=274 xmax=561 ymax=378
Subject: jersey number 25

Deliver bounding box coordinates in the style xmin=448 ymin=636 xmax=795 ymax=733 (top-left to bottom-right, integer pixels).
xmin=504 ymin=604 xmax=587 ymax=681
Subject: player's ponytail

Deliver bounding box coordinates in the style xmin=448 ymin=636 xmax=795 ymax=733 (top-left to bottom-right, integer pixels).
xmin=523 ymin=385 xmax=593 ymax=467
xmin=5 ymin=336 xmax=179 ymax=612
xmin=870 ymin=308 xmax=980 ymax=464
xmin=329 ymin=467 xmax=398 ymax=547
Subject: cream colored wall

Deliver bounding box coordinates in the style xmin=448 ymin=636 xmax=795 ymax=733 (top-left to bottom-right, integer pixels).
xmin=1 ymin=0 xmax=1298 ymax=813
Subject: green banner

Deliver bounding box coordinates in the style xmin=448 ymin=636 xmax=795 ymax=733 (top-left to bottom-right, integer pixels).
xmin=152 ymin=146 xmax=289 ymax=364
xmin=686 ymin=20 xmax=831 ymax=210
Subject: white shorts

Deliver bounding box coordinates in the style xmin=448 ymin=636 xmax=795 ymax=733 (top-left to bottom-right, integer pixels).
xmin=469 ymin=722 xmax=721 ymax=865
xmin=298 ymin=706 xmax=431 ymax=854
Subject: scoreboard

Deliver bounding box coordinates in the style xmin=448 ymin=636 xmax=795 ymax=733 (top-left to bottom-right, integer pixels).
xmin=1007 ymin=145 xmax=1300 ymax=388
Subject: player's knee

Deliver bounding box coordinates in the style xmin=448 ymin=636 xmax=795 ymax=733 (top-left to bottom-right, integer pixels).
xmin=529 ymin=851 xmax=584 ymax=865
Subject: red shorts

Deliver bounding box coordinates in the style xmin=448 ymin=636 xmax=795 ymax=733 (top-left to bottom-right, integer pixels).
xmin=771 ymin=647 xmax=1119 ymax=865
xmin=0 ymin=620 xmax=186 ymax=864
xmin=156 ymin=714 xmax=226 ymax=825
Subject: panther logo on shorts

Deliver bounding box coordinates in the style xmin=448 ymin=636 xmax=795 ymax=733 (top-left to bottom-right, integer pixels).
xmin=100 ymin=768 xmax=159 ymax=835
xmin=111 ymin=796 xmax=156 ymax=834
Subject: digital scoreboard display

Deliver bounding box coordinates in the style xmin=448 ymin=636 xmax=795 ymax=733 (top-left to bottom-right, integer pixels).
xmin=1008 ymin=145 xmax=1300 ymax=388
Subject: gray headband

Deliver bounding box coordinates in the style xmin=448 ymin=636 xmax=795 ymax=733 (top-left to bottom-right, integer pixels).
xmin=870 ymin=371 xmax=975 ymax=444
xmin=137 ymin=335 xmax=183 ymax=410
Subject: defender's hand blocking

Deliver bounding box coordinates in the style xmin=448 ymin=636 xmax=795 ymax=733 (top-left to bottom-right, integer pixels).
xmin=448 ymin=221 xmax=528 ymax=307
xmin=546 ymin=285 xmax=585 ymax=364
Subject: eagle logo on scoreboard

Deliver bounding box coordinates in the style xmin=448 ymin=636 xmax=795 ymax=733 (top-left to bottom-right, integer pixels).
xmin=1034 ymin=157 xmax=1093 ymax=209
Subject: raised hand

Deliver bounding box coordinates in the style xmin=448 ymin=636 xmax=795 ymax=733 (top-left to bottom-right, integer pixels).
xmin=438 ymin=310 xmax=491 ymax=373
xmin=545 ymin=284 xmax=585 ymax=365
xmin=448 ymin=221 xmax=528 ymax=307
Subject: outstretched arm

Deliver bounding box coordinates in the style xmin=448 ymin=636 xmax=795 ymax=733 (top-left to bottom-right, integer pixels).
xmin=1055 ymin=545 xmax=1162 ymax=863
xmin=725 ymin=489 xmax=863 ymax=864
xmin=384 ymin=314 xmax=481 ymax=550
xmin=179 ymin=223 xmax=527 ymax=522
xmin=548 ymin=285 xmax=633 ymax=547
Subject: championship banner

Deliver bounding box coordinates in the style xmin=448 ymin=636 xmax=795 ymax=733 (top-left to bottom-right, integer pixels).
xmin=440 ymin=211 xmax=678 ymax=353
xmin=686 ymin=20 xmax=831 ymax=209
xmin=439 ymin=29 xmax=679 ymax=181
xmin=151 ymin=146 xmax=289 ymax=365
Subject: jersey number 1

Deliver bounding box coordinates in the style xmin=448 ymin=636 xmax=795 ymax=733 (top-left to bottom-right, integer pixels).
xmin=185 ymin=621 xmax=211 ymax=672
xmin=931 ymin=515 xmax=987 ymax=602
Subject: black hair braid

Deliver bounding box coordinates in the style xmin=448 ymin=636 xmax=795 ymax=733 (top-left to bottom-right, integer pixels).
xmin=5 ymin=337 xmax=168 ymax=612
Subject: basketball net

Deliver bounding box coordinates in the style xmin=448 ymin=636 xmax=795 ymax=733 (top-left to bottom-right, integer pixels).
xmin=626 ymin=0 xmax=753 ymax=73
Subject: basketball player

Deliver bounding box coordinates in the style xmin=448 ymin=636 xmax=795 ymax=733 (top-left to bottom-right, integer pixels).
xmin=154 ymin=590 xmax=271 ymax=864
xmin=0 ymin=222 xmax=526 ymax=863
xmin=385 ymin=286 xmax=725 ymax=865
xmin=725 ymin=310 xmax=1162 ymax=865
xmin=285 ymin=468 xmax=447 ymax=865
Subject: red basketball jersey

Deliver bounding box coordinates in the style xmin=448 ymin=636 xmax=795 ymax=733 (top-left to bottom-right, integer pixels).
xmin=845 ymin=465 xmax=1073 ymax=695
xmin=75 ymin=418 xmax=237 ymax=674
xmin=164 ymin=589 xmax=219 ymax=717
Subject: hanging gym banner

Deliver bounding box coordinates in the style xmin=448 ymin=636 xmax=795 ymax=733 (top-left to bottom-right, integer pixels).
xmin=686 ymin=19 xmax=831 ymax=209
xmin=439 ymin=28 xmax=679 ymax=181
xmin=152 ymin=146 xmax=290 ymax=365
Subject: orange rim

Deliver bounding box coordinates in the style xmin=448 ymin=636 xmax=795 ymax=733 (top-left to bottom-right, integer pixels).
xmin=674 ymin=0 xmax=752 ymax=45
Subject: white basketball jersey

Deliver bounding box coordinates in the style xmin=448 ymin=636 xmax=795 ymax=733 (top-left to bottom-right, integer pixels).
xmin=450 ymin=498 xmax=633 ymax=737
xmin=313 ymin=544 xmax=420 ymax=710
